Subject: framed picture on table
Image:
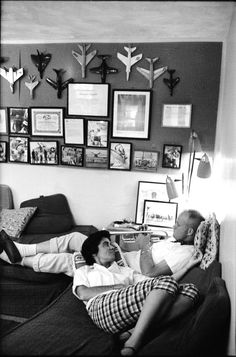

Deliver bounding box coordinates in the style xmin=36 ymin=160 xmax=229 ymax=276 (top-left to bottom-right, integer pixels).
xmin=143 ymin=200 xmax=178 ymax=228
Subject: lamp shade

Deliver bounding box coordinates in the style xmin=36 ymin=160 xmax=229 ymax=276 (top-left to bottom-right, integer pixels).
xmin=197 ymin=153 xmax=211 ymax=178
xmin=166 ymin=176 xmax=178 ymax=200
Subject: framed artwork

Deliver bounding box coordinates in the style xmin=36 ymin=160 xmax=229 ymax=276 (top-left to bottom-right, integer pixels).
xmin=0 ymin=108 xmax=8 ymax=135
xmin=61 ymin=145 xmax=84 ymax=167
xmin=85 ymin=148 xmax=108 ymax=169
xmin=9 ymin=107 xmax=29 ymax=135
xmin=9 ymin=136 xmax=29 ymax=163
xmin=135 ymin=181 xmax=168 ymax=224
xmin=162 ymin=144 xmax=182 ymax=169
xmin=162 ymin=104 xmax=192 ymax=128
xmin=29 ymin=141 xmax=58 ymax=165
xmin=64 ymin=118 xmax=84 ymax=145
xmin=87 ymin=120 xmax=109 ymax=148
xmin=0 ymin=141 xmax=7 ymax=162
xmin=133 ymin=150 xmax=159 ymax=172
xmin=112 ymin=89 xmax=151 ymax=139
xmin=109 ymin=142 xmax=132 ymax=171
xmin=30 ymin=107 xmax=64 ymax=137
xmin=68 ymin=83 xmax=110 ymax=117
xmin=143 ymin=200 xmax=178 ymax=228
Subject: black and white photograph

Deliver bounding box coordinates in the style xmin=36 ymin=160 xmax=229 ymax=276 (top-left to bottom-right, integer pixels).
xmin=162 ymin=144 xmax=182 ymax=169
xmin=143 ymin=200 xmax=178 ymax=228
xmin=85 ymin=148 xmax=108 ymax=169
xmin=87 ymin=120 xmax=108 ymax=147
xmin=109 ymin=142 xmax=132 ymax=170
xmin=0 ymin=141 xmax=7 ymax=162
xmin=9 ymin=136 xmax=29 ymax=163
xmin=61 ymin=146 xmax=84 ymax=167
xmin=9 ymin=107 xmax=29 ymax=135
xmin=29 ymin=141 xmax=58 ymax=165
xmin=133 ymin=150 xmax=159 ymax=172
xmin=0 ymin=108 xmax=8 ymax=135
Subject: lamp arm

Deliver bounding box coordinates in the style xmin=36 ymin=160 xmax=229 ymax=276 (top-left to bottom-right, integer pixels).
xmin=187 ymin=150 xmax=196 ymax=195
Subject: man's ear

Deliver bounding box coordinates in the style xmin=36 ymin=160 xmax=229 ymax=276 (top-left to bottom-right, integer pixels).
xmin=187 ymin=227 xmax=194 ymax=236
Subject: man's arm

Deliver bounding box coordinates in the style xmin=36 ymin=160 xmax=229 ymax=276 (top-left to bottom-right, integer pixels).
xmin=140 ymin=247 xmax=172 ymax=277
xmin=171 ymin=249 xmax=202 ymax=281
xmin=75 ymin=284 xmax=124 ymax=301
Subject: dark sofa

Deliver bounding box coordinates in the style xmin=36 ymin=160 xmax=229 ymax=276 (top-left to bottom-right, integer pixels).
xmin=0 ymin=191 xmax=231 ymax=356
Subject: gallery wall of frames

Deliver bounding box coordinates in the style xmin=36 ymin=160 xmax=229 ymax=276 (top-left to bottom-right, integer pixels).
xmin=0 ymin=42 xmax=222 ymax=172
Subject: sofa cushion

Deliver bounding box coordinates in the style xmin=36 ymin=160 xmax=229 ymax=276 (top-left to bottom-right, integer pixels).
xmin=0 ymin=207 xmax=37 ymax=238
xmin=20 ymin=194 xmax=74 ymax=234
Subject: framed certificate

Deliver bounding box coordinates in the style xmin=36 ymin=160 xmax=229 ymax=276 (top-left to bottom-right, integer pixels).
xmin=162 ymin=104 xmax=192 ymax=128
xmin=64 ymin=118 xmax=84 ymax=145
xmin=30 ymin=107 xmax=64 ymax=137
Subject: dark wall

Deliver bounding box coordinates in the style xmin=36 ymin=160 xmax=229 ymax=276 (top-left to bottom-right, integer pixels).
xmin=0 ymin=42 xmax=222 ymax=164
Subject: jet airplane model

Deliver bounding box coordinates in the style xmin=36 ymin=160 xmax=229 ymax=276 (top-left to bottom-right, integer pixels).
xmin=46 ymin=69 xmax=73 ymax=98
xmin=136 ymin=57 xmax=168 ymax=89
xmin=72 ymin=43 xmax=97 ymax=78
xmin=0 ymin=66 xmax=24 ymax=93
xmin=25 ymin=74 xmax=40 ymax=99
xmin=163 ymin=69 xmax=180 ymax=96
xmin=117 ymin=45 xmax=142 ymax=81
xmin=31 ymin=50 xmax=51 ymax=79
xmin=90 ymin=55 xmax=118 ymax=83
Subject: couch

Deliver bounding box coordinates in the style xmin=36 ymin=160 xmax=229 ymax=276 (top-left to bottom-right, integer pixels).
xmin=0 ymin=187 xmax=231 ymax=355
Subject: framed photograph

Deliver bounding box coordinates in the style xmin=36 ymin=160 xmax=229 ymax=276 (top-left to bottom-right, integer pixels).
xmin=133 ymin=150 xmax=159 ymax=172
xmin=9 ymin=136 xmax=29 ymax=163
xmin=143 ymin=200 xmax=178 ymax=228
xmin=85 ymin=148 xmax=108 ymax=169
xmin=61 ymin=145 xmax=84 ymax=167
xmin=9 ymin=107 xmax=29 ymax=135
xmin=109 ymin=142 xmax=132 ymax=171
xmin=87 ymin=120 xmax=109 ymax=148
xmin=0 ymin=141 xmax=7 ymax=162
xmin=68 ymin=83 xmax=109 ymax=117
xmin=29 ymin=141 xmax=58 ymax=165
xmin=30 ymin=107 xmax=64 ymax=137
xmin=135 ymin=181 xmax=169 ymax=224
xmin=162 ymin=144 xmax=182 ymax=169
xmin=64 ymin=118 xmax=84 ymax=145
xmin=162 ymin=104 xmax=192 ymax=128
xmin=0 ymin=108 xmax=8 ymax=135
xmin=112 ymin=90 xmax=151 ymax=139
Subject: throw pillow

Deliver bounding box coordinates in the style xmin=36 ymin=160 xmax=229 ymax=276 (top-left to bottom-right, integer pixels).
xmin=0 ymin=207 xmax=37 ymax=238
xmin=194 ymin=220 xmax=209 ymax=254
xmin=200 ymin=213 xmax=220 ymax=270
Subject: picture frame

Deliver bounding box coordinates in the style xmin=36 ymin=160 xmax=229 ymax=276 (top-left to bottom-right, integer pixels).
xmin=85 ymin=148 xmax=108 ymax=169
xmin=87 ymin=120 xmax=109 ymax=148
xmin=9 ymin=107 xmax=29 ymax=135
xmin=9 ymin=136 xmax=29 ymax=163
xmin=162 ymin=144 xmax=182 ymax=169
xmin=109 ymin=142 xmax=132 ymax=171
xmin=135 ymin=181 xmax=169 ymax=224
xmin=0 ymin=141 xmax=7 ymax=162
xmin=0 ymin=108 xmax=8 ymax=135
xmin=161 ymin=104 xmax=192 ymax=128
xmin=29 ymin=140 xmax=58 ymax=165
xmin=61 ymin=145 xmax=84 ymax=167
xmin=68 ymin=83 xmax=110 ymax=117
xmin=30 ymin=107 xmax=64 ymax=137
xmin=133 ymin=150 xmax=159 ymax=172
xmin=64 ymin=118 xmax=84 ymax=145
xmin=112 ymin=89 xmax=151 ymax=139
xmin=143 ymin=200 xmax=178 ymax=228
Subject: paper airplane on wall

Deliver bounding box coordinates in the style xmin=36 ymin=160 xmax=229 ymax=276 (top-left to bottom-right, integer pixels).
xmin=72 ymin=43 xmax=97 ymax=78
xmin=136 ymin=57 xmax=168 ymax=89
xmin=0 ymin=66 xmax=24 ymax=93
xmin=25 ymin=74 xmax=40 ymax=99
xmin=31 ymin=50 xmax=51 ymax=79
xmin=117 ymin=45 xmax=142 ymax=81
xmin=46 ymin=69 xmax=73 ymax=98
xmin=90 ymin=55 xmax=118 ymax=83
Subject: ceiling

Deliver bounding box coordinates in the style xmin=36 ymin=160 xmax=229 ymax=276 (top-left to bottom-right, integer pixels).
xmin=1 ymin=1 xmax=235 ymax=44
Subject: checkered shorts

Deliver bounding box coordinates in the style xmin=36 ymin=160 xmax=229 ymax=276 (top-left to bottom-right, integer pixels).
xmin=87 ymin=276 xmax=199 ymax=334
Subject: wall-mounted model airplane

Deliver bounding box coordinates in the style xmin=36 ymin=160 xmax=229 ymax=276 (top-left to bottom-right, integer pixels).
xmin=46 ymin=69 xmax=73 ymax=98
xmin=90 ymin=55 xmax=118 ymax=83
xmin=136 ymin=57 xmax=168 ymax=89
xmin=25 ymin=74 xmax=40 ymax=99
xmin=31 ymin=50 xmax=51 ymax=79
xmin=72 ymin=43 xmax=97 ymax=78
xmin=0 ymin=66 xmax=24 ymax=93
xmin=163 ymin=69 xmax=180 ymax=96
xmin=117 ymin=45 xmax=142 ymax=81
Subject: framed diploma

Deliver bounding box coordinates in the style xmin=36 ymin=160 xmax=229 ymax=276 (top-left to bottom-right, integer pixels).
xmin=30 ymin=107 xmax=64 ymax=137
xmin=67 ymin=83 xmax=110 ymax=117
xmin=64 ymin=118 xmax=84 ymax=145
xmin=0 ymin=108 xmax=8 ymax=135
xmin=161 ymin=104 xmax=192 ymax=128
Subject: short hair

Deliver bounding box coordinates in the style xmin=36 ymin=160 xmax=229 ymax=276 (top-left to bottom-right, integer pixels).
xmin=81 ymin=230 xmax=110 ymax=265
xmin=185 ymin=209 xmax=205 ymax=233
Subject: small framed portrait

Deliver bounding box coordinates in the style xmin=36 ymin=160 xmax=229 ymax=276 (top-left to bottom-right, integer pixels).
xmin=30 ymin=107 xmax=64 ymax=137
xmin=87 ymin=120 xmax=109 ymax=148
xmin=143 ymin=200 xmax=178 ymax=228
xmin=0 ymin=108 xmax=8 ymax=135
xmin=9 ymin=136 xmax=29 ymax=163
xmin=85 ymin=148 xmax=108 ymax=169
xmin=109 ymin=142 xmax=132 ymax=171
xmin=162 ymin=104 xmax=192 ymax=128
xmin=162 ymin=144 xmax=182 ymax=169
xmin=61 ymin=145 xmax=84 ymax=167
xmin=0 ymin=141 xmax=7 ymax=162
xmin=64 ymin=118 xmax=84 ymax=145
xmin=29 ymin=141 xmax=58 ymax=165
xmin=133 ymin=150 xmax=159 ymax=172
xmin=9 ymin=107 xmax=29 ymax=135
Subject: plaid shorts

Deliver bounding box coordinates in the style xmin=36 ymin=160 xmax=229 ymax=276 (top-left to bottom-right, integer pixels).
xmin=88 ymin=275 xmax=191 ymax=334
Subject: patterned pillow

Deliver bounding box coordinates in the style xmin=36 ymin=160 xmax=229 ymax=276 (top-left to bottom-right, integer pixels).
xmin=194 ymin=220 xmax=209 ymax=254
xmin=0 ymin=207 xmax=37 ymax=238
xmin=200 ymin=213 xmax=220 ymax=270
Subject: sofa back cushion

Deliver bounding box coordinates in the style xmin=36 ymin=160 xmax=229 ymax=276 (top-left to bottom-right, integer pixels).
xmin=20 ymin=194 xmax=74 ymax=234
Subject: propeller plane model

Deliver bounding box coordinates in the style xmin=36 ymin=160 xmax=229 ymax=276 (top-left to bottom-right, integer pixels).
xmin=72 ymin=43 xmax=97 ymax=78
xmin=136 ymin=57 xmax=168 ymax=89
xmin=117 ymin=45 xmax=142 ymax=81
xmin=0 ymin=66 xmax=24 ymax=93
xmin=46 ymin=69 xmax=73 ymax=98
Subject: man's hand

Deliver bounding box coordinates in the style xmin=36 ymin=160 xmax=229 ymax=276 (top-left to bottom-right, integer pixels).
xmin=187 ymin=248 xmax=203 ymax=269
xmin=136 ymin=233 xmax=152 ymax=250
